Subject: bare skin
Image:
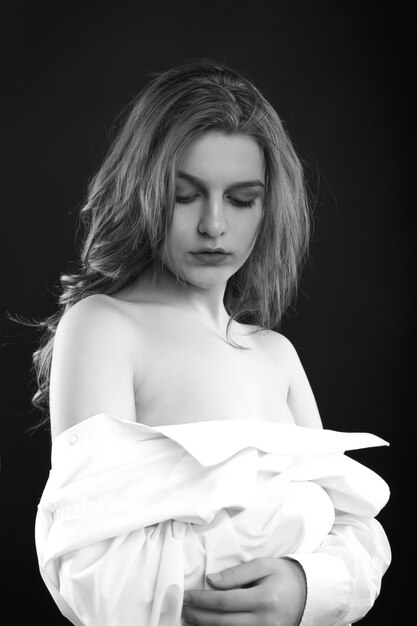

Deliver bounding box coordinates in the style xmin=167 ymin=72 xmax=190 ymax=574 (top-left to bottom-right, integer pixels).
xmin=49 ymin=132 xmax=322 ymax=625
xmin=51 ymin=132 xmax=321 ymax=435
xmin=182 ymin=558 xmax=307 ymax=626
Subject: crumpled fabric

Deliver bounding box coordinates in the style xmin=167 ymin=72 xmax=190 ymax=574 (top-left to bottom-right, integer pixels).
xmin=35 ymin=414 xmax=390 ymax=626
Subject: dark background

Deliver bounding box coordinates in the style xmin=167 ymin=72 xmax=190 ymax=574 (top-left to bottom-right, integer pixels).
xmin=2 ymin=1 xmax=410 ymax=623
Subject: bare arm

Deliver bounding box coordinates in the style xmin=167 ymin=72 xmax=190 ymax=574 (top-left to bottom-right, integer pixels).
xmin=49 ymin=294 xmax=138 ymax=440
xmin=183 ymin=334 xmax=390 ymax=625
xmin=277 ymin=334 xmax=323 ymax=428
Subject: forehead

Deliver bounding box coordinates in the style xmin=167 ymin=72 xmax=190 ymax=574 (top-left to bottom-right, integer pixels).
xmin=177 ymin=132 xmax=265 ymax=184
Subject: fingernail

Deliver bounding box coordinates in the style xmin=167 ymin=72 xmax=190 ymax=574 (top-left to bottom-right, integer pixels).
xmin=207 ymin=572 xmax=222 ymax=582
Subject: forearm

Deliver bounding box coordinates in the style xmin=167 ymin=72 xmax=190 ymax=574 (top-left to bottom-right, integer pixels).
xmin=289 ymin=515 xmax=391 ymax=626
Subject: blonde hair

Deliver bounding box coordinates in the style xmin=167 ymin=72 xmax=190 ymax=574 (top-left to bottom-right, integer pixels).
xmin=32 ymin=58 xmax=311 ymax=421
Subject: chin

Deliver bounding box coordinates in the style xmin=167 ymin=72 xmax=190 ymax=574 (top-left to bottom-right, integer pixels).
xmin=182 ymin=267 xmax=232 ymax=291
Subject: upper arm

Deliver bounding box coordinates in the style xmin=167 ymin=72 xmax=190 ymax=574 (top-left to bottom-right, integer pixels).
xmin=275 ymin=333 xmax=323 ymax=428
xmin=49 ymin=294 xmax=138 ymax=441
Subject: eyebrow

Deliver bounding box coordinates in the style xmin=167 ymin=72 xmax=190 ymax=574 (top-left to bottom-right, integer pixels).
xmin=177 ymin=171 xmax=265 ymax=191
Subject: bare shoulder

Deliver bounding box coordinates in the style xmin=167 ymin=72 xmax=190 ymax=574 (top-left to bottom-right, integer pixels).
xmin=50 ymin=294 xmax=140 ymax=440
xmin=56 ymin=293 xmax=137 ymax=338
xmin=246 ymin=326 xmax=322 ymax=428
xmin=55 ymin=293 xmax=147 ymax=363
xmin=244 ymin=325 xmax=299 ymax=362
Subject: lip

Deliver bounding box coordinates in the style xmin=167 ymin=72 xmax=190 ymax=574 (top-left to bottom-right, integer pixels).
xmin=190 ymin=250 xmax=230 ymax=266
xmin=192 ymin=248 xmax=229 ymax=254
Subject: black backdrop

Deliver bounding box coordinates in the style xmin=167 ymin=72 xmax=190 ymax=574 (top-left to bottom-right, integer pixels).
xmin=2 ymin=1 xmax=410 ymax=623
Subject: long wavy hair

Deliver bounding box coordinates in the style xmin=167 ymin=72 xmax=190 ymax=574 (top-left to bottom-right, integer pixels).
xmin=31 ymin=58 xmax=311 ymax=423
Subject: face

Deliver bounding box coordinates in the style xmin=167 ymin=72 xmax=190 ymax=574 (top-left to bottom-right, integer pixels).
xmin=163 ymin=132 xmax=265 ymax=291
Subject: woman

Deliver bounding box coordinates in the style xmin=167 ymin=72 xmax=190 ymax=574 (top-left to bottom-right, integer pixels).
xmin=34 ymin=59 xmax=391 ymax=626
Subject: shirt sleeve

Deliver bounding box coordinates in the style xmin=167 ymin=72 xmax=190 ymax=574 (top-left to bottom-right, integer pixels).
xmin=36 ymin=415 xmax=391 ymax=626
xmin=286 ymin=456 xmax=391 ymax=626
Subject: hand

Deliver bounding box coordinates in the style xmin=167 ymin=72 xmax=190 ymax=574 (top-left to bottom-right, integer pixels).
xmin=182 ymin=557 xmax=307 ymax=626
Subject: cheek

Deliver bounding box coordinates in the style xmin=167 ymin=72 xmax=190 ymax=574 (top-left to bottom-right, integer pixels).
xmin=236 ymin=210 xmax=264 ymax=249
xmin=169 ymin=209 xmax=196 ymax=247
xmin=168 ymin=228 xmax=188 ymax=255
xmin=163 ymin=218 xmax=193 ymax=268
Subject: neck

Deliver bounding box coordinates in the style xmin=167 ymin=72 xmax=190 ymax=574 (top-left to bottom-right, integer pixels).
xmin=129 ymin=266 xmax=231 ymax=331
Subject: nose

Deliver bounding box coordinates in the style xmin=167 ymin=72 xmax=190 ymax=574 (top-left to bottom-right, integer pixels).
xmin=198 ymin=194 xmax=227 ymax=237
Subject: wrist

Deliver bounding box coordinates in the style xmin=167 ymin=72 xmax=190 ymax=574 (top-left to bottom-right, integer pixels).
xmin=282 ymin=557 xmax=307 ymax=625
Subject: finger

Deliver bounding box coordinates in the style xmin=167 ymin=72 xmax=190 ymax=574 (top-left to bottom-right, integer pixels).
xmin=182 ymin=604 xmax=256 ymax=625
xmin=206 ymin=558 xmax=273 ymax=589
xmin=184 ymin=587 xmax=258 ymax=612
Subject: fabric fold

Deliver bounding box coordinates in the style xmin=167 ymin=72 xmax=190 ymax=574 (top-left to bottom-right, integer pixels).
xmin=35 ymin=414 xmax=390 ymax=626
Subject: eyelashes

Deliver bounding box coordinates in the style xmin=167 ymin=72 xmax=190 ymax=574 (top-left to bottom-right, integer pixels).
xmin=227 ymin=197 xmax=257 ymax=208
xmin=175 ymin=194 xmax=197 ymax=204
xmin=175 ymin=194 xmax=257 ymax=208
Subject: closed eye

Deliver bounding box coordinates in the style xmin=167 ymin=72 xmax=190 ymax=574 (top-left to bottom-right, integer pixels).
xmin=228 ymin=197 xmax=257 ymax=208
xmin=175 ymin=194 xmax=257 ymax=208
xmin=175 ymin=194 xmax=198 ymax=204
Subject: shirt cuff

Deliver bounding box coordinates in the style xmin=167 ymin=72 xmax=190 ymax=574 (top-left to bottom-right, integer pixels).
xmin=286 ymin=553 xmax=353 ymax=626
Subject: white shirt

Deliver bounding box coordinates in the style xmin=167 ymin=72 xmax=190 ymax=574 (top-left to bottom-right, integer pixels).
xmin=35 ymin=414 xmax=391 ymax=626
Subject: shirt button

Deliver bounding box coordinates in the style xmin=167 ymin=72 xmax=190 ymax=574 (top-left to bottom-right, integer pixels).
xmin=69 ymin=434 xmax=78 ymax=445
